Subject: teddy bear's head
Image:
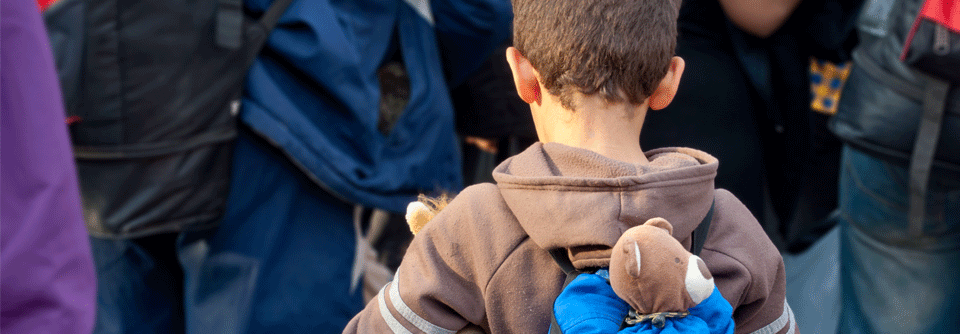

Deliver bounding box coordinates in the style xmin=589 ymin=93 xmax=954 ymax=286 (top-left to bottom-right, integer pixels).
xmin=609 ymin=218 xmax=715 ymax=315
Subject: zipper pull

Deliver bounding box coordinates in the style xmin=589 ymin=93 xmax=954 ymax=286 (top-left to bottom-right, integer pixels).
xmin=934 ymin=24 xmax=949 ymax=56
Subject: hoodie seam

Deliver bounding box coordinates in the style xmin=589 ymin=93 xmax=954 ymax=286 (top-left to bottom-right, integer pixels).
xmin=617 ymin=190 xmax=624 ymax=228
xmin=495 ymin=175 xmax=715 ymax=191
xmin=701 ymin=246 xmax=754 ymax=308
xmin=495 ymin=172 xmax=716 ymax=185
xmin=482 ymin=235 xmax=532 ymax=297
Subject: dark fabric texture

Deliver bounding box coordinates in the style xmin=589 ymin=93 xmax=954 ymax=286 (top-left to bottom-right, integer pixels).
xmin=831 ymin=0 xmax=960 ymax=173
xmin=89 ymin=129 xmax=367 ymax=333
xmin=451 ymin=42 xmax=538 ymax=186
xmin=43 ymin=0 xmax=292 ymax=238
xmin=837 ymin=146 xmax=960 ymax=333
xmin=89 ymin=234 xmax=186 ymax=334
xmin=189 ymin=129 xmax=364 ymax=333
xmin=452 ymin=43 xmax=536 ymax=140
xmin=831 ymin=60 xmax=960 ymax=173
xmin=643 ymin=0 xmax=861 ymax=252
xmin=642 ymin=0 xmax=768 ymax=229
xmin=239 ymin=0 xmax=512 ymax=214
xmin=782 ymin=112 xmax=844 ymax=253
xmin=901 ymin=2 xmax=960 ymax=83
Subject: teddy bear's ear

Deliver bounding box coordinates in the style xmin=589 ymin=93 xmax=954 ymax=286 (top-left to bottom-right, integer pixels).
xmin=643 ymin=217 xmax=674 ymax=235
xmin=622 ymin=241 xmax=643 ymax=278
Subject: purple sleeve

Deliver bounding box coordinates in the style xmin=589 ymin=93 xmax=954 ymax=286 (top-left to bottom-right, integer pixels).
xmin=1 ymin=1 xmax=97 ymax=333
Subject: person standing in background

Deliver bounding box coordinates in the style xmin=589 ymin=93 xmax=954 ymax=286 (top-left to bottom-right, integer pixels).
xmin=1 ymin=0 xmax=98 ymax=332
xmin=178 ymin=0 xmax=512 ymax=332
xmin=452 ymin=42 xmax=539 ymax=186
xmin=641 ymin=0 xmax=862 ymax=253
xmin=831 ymin=0 xmax=960 ymax=331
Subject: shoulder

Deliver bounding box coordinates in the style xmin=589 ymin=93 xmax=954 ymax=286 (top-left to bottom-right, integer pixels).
xmin=411 ymin=183 xmax=530 ymax=285
xmin=702 ymin=188 xmax=782 ymax=295
xmin=701 ymin=189 xmax=792 ymax=333
xmin=426 ymin=183 xmax=521 ymax=236
xmin=704 ymin=189 xmax=776 ymax=255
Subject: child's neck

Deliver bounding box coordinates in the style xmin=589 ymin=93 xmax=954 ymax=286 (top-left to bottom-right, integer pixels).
xmin=533 ymin=94 xmax=650 ymax=165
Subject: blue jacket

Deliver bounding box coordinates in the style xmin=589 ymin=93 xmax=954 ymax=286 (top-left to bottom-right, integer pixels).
xmin=553 ymin=271 xmax=735 ymax=334
xmin=241 ymin=0 xmax=512 ymax=212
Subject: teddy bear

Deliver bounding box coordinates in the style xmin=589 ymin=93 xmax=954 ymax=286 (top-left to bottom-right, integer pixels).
xmin=552 ymin=218 xmax=735 ymax=334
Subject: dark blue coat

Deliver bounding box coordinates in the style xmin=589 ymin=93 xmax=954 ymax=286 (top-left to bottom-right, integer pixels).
xmin=241 ymin=0 xmax=512 ymax=212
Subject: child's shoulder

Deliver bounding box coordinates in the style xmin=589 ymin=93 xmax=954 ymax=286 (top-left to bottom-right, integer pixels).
xmin=417 ymin=182 xmax=525 ymax=239
xmin=700 ymin=188 xmax=783 ymax=304
xmin=438 ymin=183 xmax=509 ymax=217
xmin=708 ymin=188 xmax=764 ymax=241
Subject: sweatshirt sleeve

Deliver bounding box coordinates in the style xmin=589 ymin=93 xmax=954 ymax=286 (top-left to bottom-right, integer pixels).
xmin=344 ymin=184 xmax=523 ymax=333
xmin=703 ymin=190 xmax=799 ymax=334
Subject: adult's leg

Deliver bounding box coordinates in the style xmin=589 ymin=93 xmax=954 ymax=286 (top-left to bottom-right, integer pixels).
xmin=837 ymin=146 xmax=960 ymax=334
xmin=89 ymin=233 xmax=185 ymax=334
xmin=181 ymin=128 xmax=363 ymax=333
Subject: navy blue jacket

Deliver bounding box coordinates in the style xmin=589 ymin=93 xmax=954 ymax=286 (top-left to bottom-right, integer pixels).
xmin=241 ymin=0 xmax=512 ymax=212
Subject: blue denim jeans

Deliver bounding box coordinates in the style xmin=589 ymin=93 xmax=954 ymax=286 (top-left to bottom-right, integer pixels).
xmin=837 ymin=146 xmax=960 ymax=334
xmin=89 ymin=130 xmax=363 ymax=333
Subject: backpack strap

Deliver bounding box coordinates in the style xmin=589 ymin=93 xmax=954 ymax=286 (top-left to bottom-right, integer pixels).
xmin=257 ymin=0 xmax=294 ymax=36
xmin=908 ymin=75 xmax=950 ymax=236
xmin=216 ymin=0 xmax=244 ymax=49
xmin=690 ymin=198 xmax=716 ymax=256
xmin=217 ymin=0 xmax=294 ymax=53
xmin=547 ymin=249 xmax=581 ymax=334
xmin=547 ymin=196 xmax=716 ymax=333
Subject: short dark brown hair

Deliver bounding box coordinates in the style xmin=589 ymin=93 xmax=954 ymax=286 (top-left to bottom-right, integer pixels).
xmin=512 ymin=0 xmax=680 ymax=110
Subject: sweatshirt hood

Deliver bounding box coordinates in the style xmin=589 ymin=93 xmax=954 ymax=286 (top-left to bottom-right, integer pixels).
xmin=493 ymin=142 xmax=718 ymax=267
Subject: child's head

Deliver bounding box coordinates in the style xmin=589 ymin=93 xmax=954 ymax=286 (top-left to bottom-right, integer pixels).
xmin=509 ymin=0 xmax=682 ymax=111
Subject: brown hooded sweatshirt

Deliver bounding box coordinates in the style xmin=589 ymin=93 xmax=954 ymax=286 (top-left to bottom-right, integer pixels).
xmin=345 ymin=143 xmax=797 ymax=334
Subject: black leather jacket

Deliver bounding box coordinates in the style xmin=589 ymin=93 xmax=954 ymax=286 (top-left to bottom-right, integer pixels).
xmin=831 ymin=0 xmax=960 ymax=173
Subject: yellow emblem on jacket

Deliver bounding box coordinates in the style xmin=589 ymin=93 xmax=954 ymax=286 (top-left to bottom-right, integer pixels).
xmin=809 ymin=58 xmax=852 ymax=115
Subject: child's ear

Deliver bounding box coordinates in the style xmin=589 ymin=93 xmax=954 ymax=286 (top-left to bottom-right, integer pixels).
xmin=505 ymin=47 xmax=542 ymax=105
xmin=648 ymin=56 xmax=685 ymax=111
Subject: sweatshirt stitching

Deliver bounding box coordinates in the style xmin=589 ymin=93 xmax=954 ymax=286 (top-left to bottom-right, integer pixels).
xmin=617 ymin=190 xmax=624 ymax=228
xmin=495 ymin=173 xmax=716 ymax=190
xmin=482 ymin=236 xmax=534 ymax=296
xmin=496 ymin=177 xmax=714 ymax=192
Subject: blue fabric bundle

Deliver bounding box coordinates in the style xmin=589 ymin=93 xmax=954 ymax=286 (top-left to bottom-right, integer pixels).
xmin=553 ymin=270 xmax=735 ymax=334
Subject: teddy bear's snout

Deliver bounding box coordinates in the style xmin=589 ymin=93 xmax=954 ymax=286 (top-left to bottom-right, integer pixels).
xmin=684 ymin=255 xmax=715 ymax=305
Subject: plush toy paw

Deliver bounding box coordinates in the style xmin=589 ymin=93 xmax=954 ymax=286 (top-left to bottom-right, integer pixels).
xmin=405 ymin=201 xmax=433 ymax=235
